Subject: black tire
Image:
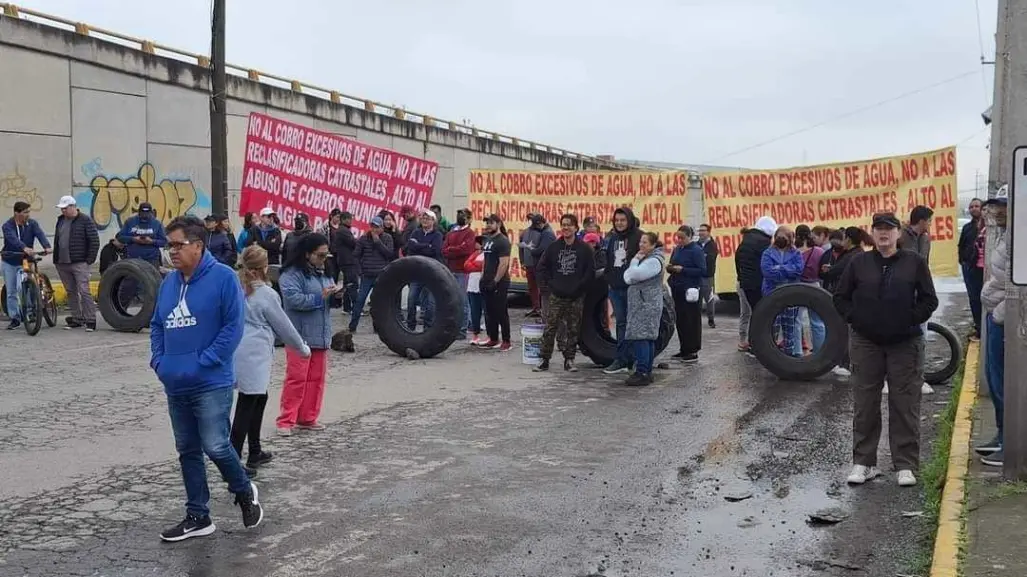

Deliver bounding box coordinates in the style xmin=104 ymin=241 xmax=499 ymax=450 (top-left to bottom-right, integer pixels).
xmin=577 ymin=278 xmax=676 ymax=367
xmin=369 ymin=256 xmax=462 ymax=359
xmin=40 ymin=274 xmax=57 ymax=327
xmin=97 ymin=258 xmax=162 ymax=333
xmin=20 ymin=278 xmax=43 ymax=336
xmin=925 ymin=321 xmax=963 ymax=385
xmin=749 ymin=284 xmax=847 ymax=381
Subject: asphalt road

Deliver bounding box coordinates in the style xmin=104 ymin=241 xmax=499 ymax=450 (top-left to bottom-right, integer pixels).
xmin=0 ymin=282 xmax=970 ymax=577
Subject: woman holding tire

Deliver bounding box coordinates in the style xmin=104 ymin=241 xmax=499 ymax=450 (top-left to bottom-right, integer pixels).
xmin=275 ymin=233 xmax=340 ymax=436
xmin=622 ymin=232 xmax=666 ymax=387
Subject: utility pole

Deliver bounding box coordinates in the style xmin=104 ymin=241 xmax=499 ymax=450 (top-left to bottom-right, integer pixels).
xmin=987 ymin=0 xmax=1027 ymax=480
xmin=209 ymin=0 xmax=228 ymax=216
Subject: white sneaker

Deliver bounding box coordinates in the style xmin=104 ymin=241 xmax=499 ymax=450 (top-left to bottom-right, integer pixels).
xmin=831 ymin=366 xmax=851 ymax=377
xmin=882 ymin=381 xmax=889 ymax=394
xmin=277 ymin=427 xmax=293 ymax=437
xmin=921 ymin=382 xmax=934 ymax=394
xmin=846 ymin=464 xmax=880 ymax=485
xmin=897 ymin=470 xmax=917 ymax=487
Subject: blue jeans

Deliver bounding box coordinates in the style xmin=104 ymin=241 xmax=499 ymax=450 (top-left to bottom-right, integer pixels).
xmin=406 ymin=282 xmax=435 ymax=329
xmin=2 ymin=261 xmax=21 ymax=321
xmin=453 ymin=272 xmax=470 ymax=336
xmin=632 ymin=339 xmax=655 ymax=375
xmin=962 ymin=263 xmax=984 ymax=333
xmin=167 ymin=387 xmax=250 ymax=518
xmin=609 ymin=287 xmax=633 ymax=364
xmin=348 ymin=276 xmax=376 ymax=332
xmin=468 ymin=291 xmax=484 ymax=335
xmin=796 ymin=310 xmax=826 ymax=353
xmin=986 ymin=313 xmax=1005 ymax=442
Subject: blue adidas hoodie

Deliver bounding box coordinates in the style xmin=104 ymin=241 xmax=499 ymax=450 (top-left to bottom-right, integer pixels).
xmin=149 ymin=251 xmax=245 ymax=396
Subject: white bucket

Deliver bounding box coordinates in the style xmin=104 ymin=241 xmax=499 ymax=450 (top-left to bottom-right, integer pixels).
xmin=521 ymin=324 xmax=545 ymax=365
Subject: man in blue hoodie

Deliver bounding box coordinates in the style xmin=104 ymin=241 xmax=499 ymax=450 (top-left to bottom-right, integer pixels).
xmin=149 ymin=215 xmax=263 ymax=542
xmin=117 ymin=202 xmax=166 ymax=266
xmin=1 ymin=201 xmax=52 ymax=330
xmin=404 ymin=209 xmax=444 ymax=329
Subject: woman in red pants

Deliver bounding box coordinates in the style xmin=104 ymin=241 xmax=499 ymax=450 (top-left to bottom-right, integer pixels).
xmin=275 ymin=233 xmax=343 ymax=435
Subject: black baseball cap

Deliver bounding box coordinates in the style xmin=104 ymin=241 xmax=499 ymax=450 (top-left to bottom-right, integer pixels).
xmin=139 ymin=202 xmax=153 ymax=213
xmin=204 ymin=214 xmax=218 ymax=222
xmin=871 ymin=212 xmax=901 ymax=229
xmin=983 ymin=197 xmax=1008 ymax=206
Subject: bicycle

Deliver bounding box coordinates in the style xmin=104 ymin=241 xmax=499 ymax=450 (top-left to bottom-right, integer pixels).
xmin=1 ymin=251 xmax=57 ymax=336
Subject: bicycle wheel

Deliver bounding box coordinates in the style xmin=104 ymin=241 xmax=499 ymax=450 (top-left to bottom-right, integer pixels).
xmin=20 ymin=278 xmax=42 ymax=336
xmin=39 ymin=275 xmax=57 ymax=327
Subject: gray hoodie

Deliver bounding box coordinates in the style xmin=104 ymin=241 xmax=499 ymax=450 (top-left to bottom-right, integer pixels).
xmin=233 ymin=282 xmax=309 ymax=394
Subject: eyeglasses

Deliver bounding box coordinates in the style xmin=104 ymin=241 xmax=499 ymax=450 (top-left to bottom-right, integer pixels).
xmin=167 ymin=240 xmax=193 ymax=251
xmin=312 ymin=251 xmax=329 ymax=259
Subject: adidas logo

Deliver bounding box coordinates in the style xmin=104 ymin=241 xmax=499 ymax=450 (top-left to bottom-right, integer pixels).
xmin=165 ymin=294 xmax=197 ymax=329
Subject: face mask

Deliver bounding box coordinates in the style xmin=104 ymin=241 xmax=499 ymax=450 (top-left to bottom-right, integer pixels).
xmin=774 ymin=237 xmax=789 ymax=249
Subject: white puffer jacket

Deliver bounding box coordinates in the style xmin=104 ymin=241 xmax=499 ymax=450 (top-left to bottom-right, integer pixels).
xmin=980 ymin=229 xmax=1008 ymax=325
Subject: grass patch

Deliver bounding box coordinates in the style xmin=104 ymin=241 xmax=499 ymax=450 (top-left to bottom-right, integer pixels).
xmin=903 ymin=359 xmax=966 ymax=576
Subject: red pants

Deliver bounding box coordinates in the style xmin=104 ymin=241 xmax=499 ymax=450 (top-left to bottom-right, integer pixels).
xmin=276 ymin=348 xmax=328 ymax=429
xmin=525 ymin=266 xmax=540 ymax=311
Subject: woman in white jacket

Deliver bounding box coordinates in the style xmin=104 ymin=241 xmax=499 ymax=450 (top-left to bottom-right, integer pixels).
xmin=977 ymin=196 xmax=1008 ymax=466
xmin=231 ymin=246 xmax=310 ymax=476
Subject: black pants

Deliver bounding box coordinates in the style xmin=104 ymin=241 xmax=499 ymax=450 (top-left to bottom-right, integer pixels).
xmin=483 ymin=279 xmax=511 ymax=342
xmin=339 ymin=264 xmax=359 ymax=312
xmin=743 ymin=287 xmax=762 ymax=318
xmin=672 ymin=287 xmax=702 ymax=355
xmin=230 ymin=392 xmax=268 ymax=461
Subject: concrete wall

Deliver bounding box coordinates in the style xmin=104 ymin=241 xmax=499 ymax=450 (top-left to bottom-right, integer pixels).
xmin=0 ymin=15 xmax=623 ymax=243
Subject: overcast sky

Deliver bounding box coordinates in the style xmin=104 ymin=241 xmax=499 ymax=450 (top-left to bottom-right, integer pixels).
xmin=22 ymin=0 xmax=996 ymax=201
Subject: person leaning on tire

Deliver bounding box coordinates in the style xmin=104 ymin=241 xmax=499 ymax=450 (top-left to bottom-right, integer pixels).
xmin=53 ymin=196 xmax=100 ymax=331
xmin=834 ymin=212 xmax=938 ymax=488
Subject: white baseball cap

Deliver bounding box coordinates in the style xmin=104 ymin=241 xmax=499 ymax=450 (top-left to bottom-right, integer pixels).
xmin=259 ymin=207 xmax=275 ymax=216
xmin=55 ymin=195 xmax=77 ymax=208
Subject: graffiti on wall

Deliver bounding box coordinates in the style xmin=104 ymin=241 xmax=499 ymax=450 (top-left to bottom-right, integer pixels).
xmin=85 ymin=163 xmax=208 ymax=231
xmin=0 ymin=166 xmax=44 ymax=212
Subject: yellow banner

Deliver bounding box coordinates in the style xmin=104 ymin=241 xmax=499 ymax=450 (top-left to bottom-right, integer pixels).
xmin=702 ymin=147 xmax=960 ymax=293
xmin=468 ymin=170 xmax=690 ymax=284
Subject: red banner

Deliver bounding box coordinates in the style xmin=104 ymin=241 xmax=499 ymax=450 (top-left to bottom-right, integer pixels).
xmin=239 ymin=112 xmax=439 ymax=230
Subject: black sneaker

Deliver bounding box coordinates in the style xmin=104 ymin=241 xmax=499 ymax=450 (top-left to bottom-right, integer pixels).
xmin=624 ymin=372 xmax=652 ymax=387
xmin=670 ymin=352 xmax=686 ymax=359
xmin=975 ymin=435 xmax=1002 ymax=456
xmin=235 ymin=482 xmax=264 ymax=529
xmin=682 ymin=353 xmax=699 ymax=364
xmin=6 ymin=319 xmax=20 ymax=330
xmin=64 ymin=317 xmax=82 ymax=329
xmin=247 ymin=451 xmax=274 ymax=468
xmin=85 ymin=321 xmax=96 ymax=332
xmin=603 ymin=360 xmax=630 ymax=375
xmin=533 ymin=359 xmax=550 ymax=372
xmin=563 ymin=359 xmax=578 ymax=372
xmin=160 ymin=514 xmax=216 ymax=542
xmin=982 ymin=449 xmax=1005 ymax=467
xmin=708 ymin=319 xmax=716 ymax=329
xmin=244 ymin=465 xmax=258 ymax=478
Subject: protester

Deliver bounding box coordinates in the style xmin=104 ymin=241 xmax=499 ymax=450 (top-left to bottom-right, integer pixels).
xmin=429 ymin=203 xmax=451 ymax=233
xmin=442 ymin=208 xmax=475 ymax=338
xmin=317 ymin=209 xmax=343 ymax=282
xmin=977 ymin=196 xmax=1009 ymax=466
xmin=204 ymin=214 xmax=236 ymax=267
xmin=149 ymin=215 xmax=262 ymax=541
xmin=622 ymin=232 xmax=666 ymax=386
xmin=667 ymin=226 xmax=706 ymax=363
xmin=696 ymin=223 xmax=719 ymax=328
xmin=53 ymin=196 xmax=100 ymax=331
xmin=281 ymin=213 xmax=312 ymax=266
xmin=464 ymin=236 xmax=486 ymax=345
xmin=378 ymin=209 xmax=403 ymax=260
xmin=348 ymin=217 xmax=396 ymax=333
xmin=219 ymin=216 xmax=238 ymax=263
xmin=117 ymin=202 xmax=166 ymax=267
xmin=276 ymin=233 xmax=339 ymax=435
xmin=245 ymin=208 xmax=283 ymax=265
xmin=1 ymin=201 xmax=52 ymax=330
xmin=795 ymin=224 xmax=826 ymax=354
xmin=958 ymin=198 xmax=985 ymax=339
xmin=811 ymin=225 xmax=832 ymax=250
xmin=601 ymin=207 xmax=643 ymax=375
xmin=236 ymin=212 xmax=256 ymax=252
xmin=480 ymin=214 xmax=512 ymax=351
xmin=398 ymin=205 xmax=419 ymax=252
xmin=332 ymin=211 xmax=358 ymax=313
xmin=519 ymin=213 xmax=545 ymax=318
xmin=895 ymin=205 xmax=936 ymax=394
xmin=820 ymin=227 xmax=865 ymax=292
xmin=735 ymin=216 xmax=776 ymax=351
xmin=405 ymin=209 xmax=444 ymax=330
xmin=231 ymin=246 xmax=310 ymax=477
xmin=530 ymin=215 xmax=557 ymax=318
xmin=534 ymin=214 xmax=594 ymax=372
xmin=761 ymin=225 xmax=803 ymax=357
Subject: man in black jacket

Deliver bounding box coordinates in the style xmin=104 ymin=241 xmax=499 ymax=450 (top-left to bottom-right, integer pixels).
xmin=53 ymin=195 xmax=100 ymax=331
xmin=957 ymin=198 xmax=984 ymax=338
xmin=696 ymin=223 xmax=719 ymax=328
xmin=601 ymin=207 xmax=643 ymax=375
xmin=333 ymin=211 xmax=358 ymax=313
xmin=534 ymin=214 xmax=594 ymax=373
xmin=734 ymin=216 xmax=776 ymax=319
xmin=245 ymin=207 xmax=283 ymax=265
xmin=834 ymin=212 xmax=938 ymax=488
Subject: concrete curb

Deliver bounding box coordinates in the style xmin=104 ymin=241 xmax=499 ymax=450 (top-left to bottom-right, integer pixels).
xmin=930 ymin=340 xmax=979 ymax=577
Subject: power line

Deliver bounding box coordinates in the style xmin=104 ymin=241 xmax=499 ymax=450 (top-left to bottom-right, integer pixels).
xmin=975 ymin=0 xmax=991 ymax=103
xmin=704 ymin=70 xmax=980 ymax=164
